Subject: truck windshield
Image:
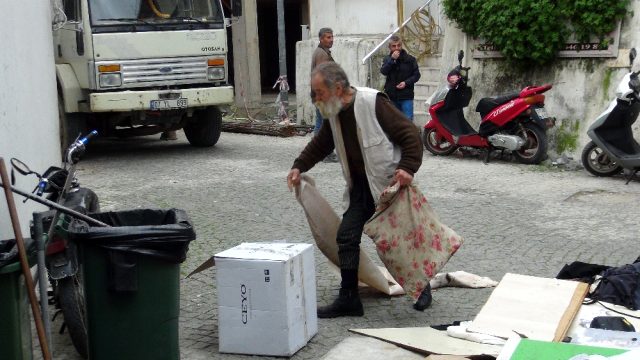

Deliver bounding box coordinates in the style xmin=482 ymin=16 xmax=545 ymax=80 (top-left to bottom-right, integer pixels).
xmin=90 ymin=0 xmax=223 ymax=26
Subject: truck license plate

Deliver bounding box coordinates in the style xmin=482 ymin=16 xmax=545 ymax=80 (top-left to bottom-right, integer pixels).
xmin=534 ymin=107 xmax=549 ymax=119
xmin=150 ymin=98 xmax=188 ymax=110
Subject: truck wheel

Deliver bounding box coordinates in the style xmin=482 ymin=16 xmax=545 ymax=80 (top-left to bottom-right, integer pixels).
xmin=184 ymin=106 xmax=222 ymax=147
xmin=58 ymin=95 xmax=86 ymax=151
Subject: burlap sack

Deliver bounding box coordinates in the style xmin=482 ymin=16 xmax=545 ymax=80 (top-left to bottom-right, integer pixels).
xmin=295 ymin=174 xmax=404 ymax=295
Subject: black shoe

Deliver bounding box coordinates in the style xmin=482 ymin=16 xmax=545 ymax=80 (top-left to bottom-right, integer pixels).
xmin=317 ymin=288 xmax=364 ymax=318
xmin=413 ymin=283 xmax=432 ymax=311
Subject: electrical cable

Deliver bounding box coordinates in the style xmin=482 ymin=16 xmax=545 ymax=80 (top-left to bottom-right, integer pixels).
xmin=400 ymin=8 xmax=441 ymax=62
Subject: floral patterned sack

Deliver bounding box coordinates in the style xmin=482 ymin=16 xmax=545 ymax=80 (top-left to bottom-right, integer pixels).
xmin=364 ymin=183 xmax=463 ymax=300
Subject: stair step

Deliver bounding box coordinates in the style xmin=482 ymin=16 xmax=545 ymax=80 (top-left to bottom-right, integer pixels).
xmin=414 ymin=81 xmax=441 ymax=97
xmin=419 ymin=66 xmax=441 ymax=79
xmin=422 ymin=54 xmax=442 ymax=68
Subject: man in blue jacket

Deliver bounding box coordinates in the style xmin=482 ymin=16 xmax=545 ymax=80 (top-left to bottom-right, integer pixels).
xmin=380 ymin=35 xmax=421 ymax=122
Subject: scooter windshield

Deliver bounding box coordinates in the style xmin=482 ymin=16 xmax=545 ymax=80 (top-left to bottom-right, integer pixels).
xmin=435 ymin=85 xmax=476 ymax=136
xmin=593 ymin=99 xmax=640 ymax=157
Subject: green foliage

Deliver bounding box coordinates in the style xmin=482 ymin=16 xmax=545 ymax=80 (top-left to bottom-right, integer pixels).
xmin=602 ymin=68 xmax=613 ymax=102
xmin=554 ymin=119 xmax=580 ymax=154
xmin=442 ymin=0 xmax=631 ymax=66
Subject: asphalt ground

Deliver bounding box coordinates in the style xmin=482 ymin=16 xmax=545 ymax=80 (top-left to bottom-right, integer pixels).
xmin=31 ymin=130 xmax=640 ymax=359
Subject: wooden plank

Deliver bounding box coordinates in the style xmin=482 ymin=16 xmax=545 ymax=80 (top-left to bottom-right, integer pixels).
xmin=467 ymin=273 xmax=588 ymax=342
xmin=554 ymin=282 xmax=589 ymax=342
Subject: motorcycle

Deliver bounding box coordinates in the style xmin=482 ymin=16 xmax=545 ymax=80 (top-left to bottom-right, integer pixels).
xmin=422 ymin=50 xmax=556 ymax=164
xmin=11 ymin=130 xmax=99 ymax=359
xmin=581 ymin=48 xmax=640 ymax=183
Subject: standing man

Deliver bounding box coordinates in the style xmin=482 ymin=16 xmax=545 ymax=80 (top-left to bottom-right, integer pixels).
xmin=287 ymin=62 xmax=431 ymax=318
xmin=380 ymin=35 xmax=421 ymax=122
xmin=311 ymin=27 xmax=338 ymax=162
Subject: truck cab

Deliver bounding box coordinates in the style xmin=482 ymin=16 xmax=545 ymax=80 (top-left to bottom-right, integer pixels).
xmin=53 ymin=0 xmax=234 ymax=147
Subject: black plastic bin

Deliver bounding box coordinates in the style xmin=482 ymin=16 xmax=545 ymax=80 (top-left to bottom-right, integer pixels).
xmin=69 ymin=208 xmax=196 ymax=360
xmin=0 ymin=238 xmax=37 ymax=360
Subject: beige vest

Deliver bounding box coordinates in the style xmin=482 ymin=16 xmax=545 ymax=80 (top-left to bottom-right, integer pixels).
xmin=328 ymin=87 xmax=402 ymax=208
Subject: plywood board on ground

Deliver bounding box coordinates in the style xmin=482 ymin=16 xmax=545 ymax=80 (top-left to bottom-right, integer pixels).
xmin=467 ymin=273 xmax=589 ymax=342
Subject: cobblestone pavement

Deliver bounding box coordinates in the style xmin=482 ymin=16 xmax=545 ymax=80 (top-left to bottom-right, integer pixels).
xmin=35 ymin=131 xmax=640 ymax=359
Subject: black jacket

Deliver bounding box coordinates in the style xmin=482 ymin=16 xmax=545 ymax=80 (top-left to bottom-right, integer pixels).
xmin=380 ymin=50 xmax=421 ymax=101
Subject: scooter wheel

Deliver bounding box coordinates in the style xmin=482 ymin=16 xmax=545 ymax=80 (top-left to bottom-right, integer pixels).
xmin=422 ymin=128 xmax=457 ymax=156
xmin=513 ymin=123 xmax=547 ymax=164
xmin=581 ymin=141 xmax=622 ymax=177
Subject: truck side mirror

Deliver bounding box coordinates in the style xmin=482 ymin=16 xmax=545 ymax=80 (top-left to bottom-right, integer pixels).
xmin=232 ymin=0 xmax=242 ymax=17
xmin=630 ymin=48 xmax=637 ymax=67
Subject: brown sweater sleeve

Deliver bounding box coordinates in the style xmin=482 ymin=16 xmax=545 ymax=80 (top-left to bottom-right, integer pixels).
xmin=291 ymin=122 xmax=335 ymax=173
xmin=375 ymin=94 xmax=423 ymax=175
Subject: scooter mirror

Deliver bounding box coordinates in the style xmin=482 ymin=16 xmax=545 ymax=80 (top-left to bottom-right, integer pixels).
xmin=458 ymin=50 xmax=465 ymax=64
xmin=630 ymin=48 xmax=637 ymax=66
xmin=10 ymin=158 xmax=35 ymax=176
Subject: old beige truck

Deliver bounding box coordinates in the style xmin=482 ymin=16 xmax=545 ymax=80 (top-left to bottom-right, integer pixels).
xmin=53 ymin=0 xmax=233 ymax=147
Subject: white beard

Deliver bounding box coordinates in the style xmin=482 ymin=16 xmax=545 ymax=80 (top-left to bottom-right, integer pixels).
xmin=315 ymin=96 xmax=342 ymax=119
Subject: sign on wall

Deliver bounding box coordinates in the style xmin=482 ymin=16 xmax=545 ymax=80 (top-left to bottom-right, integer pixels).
xmin=471 ymin=21 xmax=621 ymax=59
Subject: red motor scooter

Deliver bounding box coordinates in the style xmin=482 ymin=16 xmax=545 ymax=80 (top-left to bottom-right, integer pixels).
xmin=423 ymin=50 xmax=556 ymax=164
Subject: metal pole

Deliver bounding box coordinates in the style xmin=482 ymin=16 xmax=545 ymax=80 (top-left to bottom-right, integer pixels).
xmin=276 ymin=0 xmax=288 ymax=105
xmin=0 ymin=182 xmax=109 ymax=227
xmin=0 ymin=158 xmax=52 ymax=360
xmin=362 ymin=0 xmax=434 ymax=64
xmin=32 ymin=211 xmax=52 ymax=352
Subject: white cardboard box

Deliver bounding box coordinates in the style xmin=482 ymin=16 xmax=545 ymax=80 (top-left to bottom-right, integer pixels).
xmin=215 ymin=242 xmax=318 ymax=356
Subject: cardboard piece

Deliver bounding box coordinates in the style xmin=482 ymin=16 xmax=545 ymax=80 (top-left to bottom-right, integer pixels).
xmin=350 ymin=327 xmax=503 ymax=357
xmin=215 ymin=242 xmax=317 ymax=356
xmin=497 ymin=337 xmax=628 ymax=360
xmin=467 ymin=273 xmax=589 ymax=342
xmin=321 ymin=336 xmax=424 ymax=360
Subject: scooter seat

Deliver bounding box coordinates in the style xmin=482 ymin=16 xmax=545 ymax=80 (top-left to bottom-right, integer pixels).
xmin=476 ymin=92 xmax=520 ymax=118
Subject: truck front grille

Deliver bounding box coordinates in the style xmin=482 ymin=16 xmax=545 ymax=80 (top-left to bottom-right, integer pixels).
xmin=98 ymin=56 xmax=215 ymax=89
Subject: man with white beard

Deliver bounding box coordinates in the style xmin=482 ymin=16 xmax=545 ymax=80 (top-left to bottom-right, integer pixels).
xmin=287 ymin=62 xmax=426 ymax=318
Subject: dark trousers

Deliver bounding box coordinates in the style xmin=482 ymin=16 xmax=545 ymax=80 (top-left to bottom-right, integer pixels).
xmin=337 ymin=178 xmax=376 ymax=288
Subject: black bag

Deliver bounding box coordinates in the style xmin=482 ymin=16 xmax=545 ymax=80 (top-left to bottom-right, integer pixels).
xmin=589 ymin=263 xmax=640 ymax=310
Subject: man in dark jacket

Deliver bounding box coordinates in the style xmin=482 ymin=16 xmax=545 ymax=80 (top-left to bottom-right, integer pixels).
xmin=380 ymin=35 xmax=421 ymax=122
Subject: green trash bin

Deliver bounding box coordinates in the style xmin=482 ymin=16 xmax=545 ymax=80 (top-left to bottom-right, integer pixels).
xmin=70 ymin=209 xmax=195 ymax=360
xmin=0 ymin=239 xmax=36 ymax=360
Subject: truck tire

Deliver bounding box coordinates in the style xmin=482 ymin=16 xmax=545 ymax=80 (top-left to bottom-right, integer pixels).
xmin=184 ymin=106 xmax=222 ymax=147
xmin=58 ymin=95 xmax=86 ymax=151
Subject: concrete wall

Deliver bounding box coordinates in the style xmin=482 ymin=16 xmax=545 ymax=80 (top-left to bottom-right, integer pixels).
xmin=298 ymin=0 xmax=405 ymax=125
xmin=296 ymin=37 xmax=389 ymax=125
xmin=438 ymin=1 xmax=640 ymax=159
xmin=1 ymin=3 xmax=60 ymax=239
xmin=309 ymin=0 xmax=397 ymax=37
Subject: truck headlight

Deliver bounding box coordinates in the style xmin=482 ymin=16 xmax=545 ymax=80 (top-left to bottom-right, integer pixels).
xmin=207 ymin=67 xmax=225 ymax=81
xmin=99 ymin=73 xmax=122 ymax=88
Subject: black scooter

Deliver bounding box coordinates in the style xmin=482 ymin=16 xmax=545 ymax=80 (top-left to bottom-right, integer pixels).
xmin=11 ymin=130 xmax=99 ymax=358
xmin=582 ymin=48 xmax=640 ymax=183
